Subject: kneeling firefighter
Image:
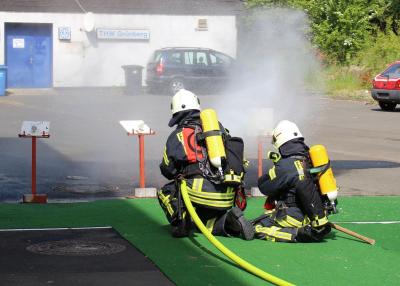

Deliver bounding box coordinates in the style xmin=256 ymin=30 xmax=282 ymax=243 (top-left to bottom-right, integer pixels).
xmin=158 ymin=89 xmax=254 ymax=240
xmin=252 ymin=120 xmax=336 ymax=242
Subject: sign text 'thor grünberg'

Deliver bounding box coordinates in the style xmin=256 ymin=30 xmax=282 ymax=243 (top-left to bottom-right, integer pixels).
xmin=96 ymin=28 xmax=150 ymax=40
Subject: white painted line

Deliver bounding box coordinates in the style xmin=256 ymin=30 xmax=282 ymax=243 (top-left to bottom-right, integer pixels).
xmin=333 ymin=221 xmax=400 ymax=224
xmin=0 ymin=226 xmax=112 ymax=232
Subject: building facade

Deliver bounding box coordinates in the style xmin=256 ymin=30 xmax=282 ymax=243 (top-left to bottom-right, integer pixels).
xmin=0 ymin=0 xmax=243 ymax=88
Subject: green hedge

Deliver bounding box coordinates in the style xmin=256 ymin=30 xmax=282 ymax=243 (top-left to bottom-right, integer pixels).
xmin=245 ymin=0 xmax=400 ymax=67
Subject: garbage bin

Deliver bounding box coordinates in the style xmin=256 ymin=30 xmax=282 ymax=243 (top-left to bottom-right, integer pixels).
xmin=122 ymin=65 xmax=143 ymax=95
xmin=0 ymin=65 xmax=7 ymax=96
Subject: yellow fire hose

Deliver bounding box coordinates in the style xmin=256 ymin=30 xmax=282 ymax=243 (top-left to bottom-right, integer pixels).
xmin=180 ymin=180 xmax=295 ymax=286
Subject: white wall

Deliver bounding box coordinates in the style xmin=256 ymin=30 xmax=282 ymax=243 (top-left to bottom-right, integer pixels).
xmin=0 ymin=12 xmax=237 ymax=87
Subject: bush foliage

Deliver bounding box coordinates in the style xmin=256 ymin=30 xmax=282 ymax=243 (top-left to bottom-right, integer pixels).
xmin=245 ymin=0 xmax=400 ymax=68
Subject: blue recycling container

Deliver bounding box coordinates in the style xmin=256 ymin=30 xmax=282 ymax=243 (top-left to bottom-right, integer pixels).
xmin=0 ymin=65 xmax=7 ymax=96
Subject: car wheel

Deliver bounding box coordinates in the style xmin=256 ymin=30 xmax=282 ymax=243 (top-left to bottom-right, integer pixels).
xmin=169 ymin=78 xmax=185 ymax=95
xmin=378 ymin=101 xmax=396 ymax=111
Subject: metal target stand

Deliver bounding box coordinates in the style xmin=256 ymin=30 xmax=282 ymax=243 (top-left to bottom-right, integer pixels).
xmin=248 ymin=107 xmax=273 ymax=197
xmin=18 ymin=121 xmax=50 ymax=203
xmin=257 ymin=134 xmax=272 ymax=178
xmin=120 ymin=120 xmax=155 ymax=196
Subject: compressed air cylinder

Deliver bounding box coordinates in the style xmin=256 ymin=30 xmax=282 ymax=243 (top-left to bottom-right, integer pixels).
xmin=309 ymin=144 xmax=338 ymax=201
xmin=200 ymin=109 xmax=226 ymax=169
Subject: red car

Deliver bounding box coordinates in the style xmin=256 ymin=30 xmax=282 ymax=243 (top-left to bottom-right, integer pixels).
xmin=371 ymin=61 xmax=400 ymax=111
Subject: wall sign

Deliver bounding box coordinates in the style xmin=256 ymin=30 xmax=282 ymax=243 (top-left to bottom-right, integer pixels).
xmin=58 ymin=27 xmax=71 ymax=41
xmin=13 ymin=38 xmax=25 ymax=48
xmin=196 ymin=19 xmax=208 ymax=31
xmin=96 ymin=28 xmax=150 ymax=40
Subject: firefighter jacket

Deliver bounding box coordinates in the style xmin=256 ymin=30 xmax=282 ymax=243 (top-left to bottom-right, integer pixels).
xmin=258 ymin=139 xmax=326 ymax=219
xmin=160 ymin=110 xmax=235 ymax=210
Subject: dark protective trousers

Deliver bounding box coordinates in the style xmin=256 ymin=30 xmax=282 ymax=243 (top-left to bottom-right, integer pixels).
xmin=157 ymin=180 xmax=231 ymax=236
xmin=253 ymin=204 xmax=309 ymax=242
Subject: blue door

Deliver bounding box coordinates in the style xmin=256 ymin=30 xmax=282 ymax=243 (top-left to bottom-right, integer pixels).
xmin=5 ymin=23 xmax=52 ymax=88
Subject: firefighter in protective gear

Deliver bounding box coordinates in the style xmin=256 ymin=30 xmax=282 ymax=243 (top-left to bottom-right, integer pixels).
xmin=252 ymin=120 xmax=331 ymax=242
xmin=158 ymin=89 xmax=254 ymax=239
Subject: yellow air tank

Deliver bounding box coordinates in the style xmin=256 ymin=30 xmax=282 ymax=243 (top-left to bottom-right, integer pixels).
xmin=309 ymin=144 xmax=338 ymax=202
xmin=200 ymin=109 xmax=226 ymax=169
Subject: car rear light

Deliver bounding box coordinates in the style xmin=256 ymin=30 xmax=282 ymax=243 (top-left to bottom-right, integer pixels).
xmin=372 ymin=79 xmax=376 ymax=88
xmin=395 ymin=79 xmax=400 ymax=90
xmin=156 ymin=62 xmax=164 ymax=75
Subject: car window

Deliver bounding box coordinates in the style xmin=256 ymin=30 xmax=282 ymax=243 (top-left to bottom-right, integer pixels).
xmin=149 ymin=50 xmax=162 ymax=63
xmin=209 ymin=52 xmax=232 ymax=66
xmin=184 ymin=51 xmax=194 ymax=65
xmin=167 ymin=51 xmax=183 ymax=64
xmin=195 ymin=52 xmax=208 ymax=66
xmin=382 ymin=63 xmax=400 ymax=78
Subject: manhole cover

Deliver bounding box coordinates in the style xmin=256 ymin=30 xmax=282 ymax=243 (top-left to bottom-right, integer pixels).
xmin=26 ymin=240 xmax=126 ymax=256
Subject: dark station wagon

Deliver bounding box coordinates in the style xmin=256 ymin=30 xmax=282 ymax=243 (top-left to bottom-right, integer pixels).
xmin=146 ymin=47 xmax=235 ymax=94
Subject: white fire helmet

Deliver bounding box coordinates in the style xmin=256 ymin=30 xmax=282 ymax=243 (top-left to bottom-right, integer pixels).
xmin=171 ymin=89 xmax=201 ymax=114
xmin=272 ymin=120 xmax=303 ymax=149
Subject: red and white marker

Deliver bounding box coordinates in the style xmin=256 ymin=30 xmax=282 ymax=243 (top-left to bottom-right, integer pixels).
xmin=18 ymin=121 xmax=50 ymax=203
xmin=120 ymin=120 xmax=155 ymax=189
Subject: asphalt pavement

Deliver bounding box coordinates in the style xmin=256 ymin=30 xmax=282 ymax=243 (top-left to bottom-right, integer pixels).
xmin=0 ymin=227 xmax=174 ymax=286
xmin=0 ymin=88 xmax=399 ymax=201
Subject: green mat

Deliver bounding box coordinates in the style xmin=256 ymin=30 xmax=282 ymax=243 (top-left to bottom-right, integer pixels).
xmin=0 ymin=196 xmax=399 ymax=286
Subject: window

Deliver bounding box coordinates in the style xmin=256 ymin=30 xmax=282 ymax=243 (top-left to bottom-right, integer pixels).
xmin=167 ymin=51 xmax=182 ymax=64
xmin=196 ymin=52 xmax=208 ymax=66
xmin=149 ymin=50 xmax=162 ymax=63
xmin=382 ymin=64 xmax=400 ymax=77
xmin=184 ymin=51 xmax=194 ymax=65
xmin=209 ymin=52 xmax=232 ymax=66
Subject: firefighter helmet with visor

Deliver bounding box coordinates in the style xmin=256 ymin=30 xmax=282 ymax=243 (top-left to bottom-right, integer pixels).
xmin=272 ymin=120 xmax=303 ymax=149
xmin=171 ymin=89 xmax=201 ymax=114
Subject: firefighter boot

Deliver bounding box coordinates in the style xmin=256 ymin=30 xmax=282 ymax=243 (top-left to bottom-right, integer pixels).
xmin=225 ymin=207 xmax=255 ymax=240
xmin=171 ymin=215 xmax=193 ymax=238
xmin=296 ymin=224 xmax=331 ymax=242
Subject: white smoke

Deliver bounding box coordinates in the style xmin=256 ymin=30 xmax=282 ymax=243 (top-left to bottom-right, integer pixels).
xmin=207 ymin=8 xmax=323 ymax=157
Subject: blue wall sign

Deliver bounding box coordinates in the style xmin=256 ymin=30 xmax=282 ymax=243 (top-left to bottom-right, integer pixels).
xmin=58 ymin=27 xmax=71 ymax=41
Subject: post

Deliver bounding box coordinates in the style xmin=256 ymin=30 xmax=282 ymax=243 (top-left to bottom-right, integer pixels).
xmin=31 ymin=136 xmax=37 ymax=195
xmin=258 ymin=139 xmax=263 ymax=177
xmin=19 ymin=121 xmax=49 ymax=203
xmin=119 ymin=120 xmax=155 ymax=197
xmin=138 ymin=134 xmax=145 ymax=188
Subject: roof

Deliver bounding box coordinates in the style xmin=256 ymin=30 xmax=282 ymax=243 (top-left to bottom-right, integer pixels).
xmin=0 ymin=0 xmax=245 ymax=15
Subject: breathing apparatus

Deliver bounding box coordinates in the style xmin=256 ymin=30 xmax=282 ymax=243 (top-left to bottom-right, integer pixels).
xmin=309 ymin=144 xmax=338 ymax=214
xmin=200 ymin=109 xmax=226 ymax=177
xmin=271 ymin=120 xmax=339 ymax=214
xmin=199 ymin=108 xmax=244 ymax=187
